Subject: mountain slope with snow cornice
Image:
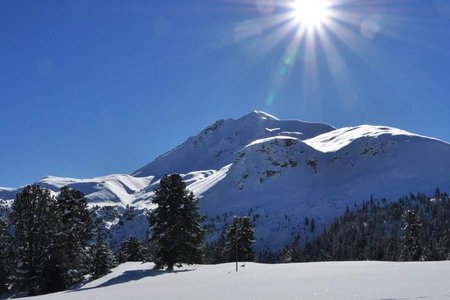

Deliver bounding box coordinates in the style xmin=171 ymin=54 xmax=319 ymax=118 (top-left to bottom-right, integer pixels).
xmin=1 ymin=111 xmax=450 ymax=250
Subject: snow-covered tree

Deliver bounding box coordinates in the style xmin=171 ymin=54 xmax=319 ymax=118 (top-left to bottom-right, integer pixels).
xmin=223 ymin=216 xmax=255 ymax=262
xmin=280 ymin=233 xmax=302 ymax=263
xmin=147 ymin=174 xmax=205 ymax=270
xmin=40 ymin=245 xmax=66 ymax=294
xmin=384 ymin=232 xmax=400 ymax=261
xmin=55 ymin=187 xmax=93 ymax=286
xmin=400 ymin=210 xmax=423 ymax=261
xmin=91 ymin=231 xmax=115 ymax=279
xmin=0 ymin=216 xmax=11 ymax=293
xmin=7 ymin=186 xmax=94 ymax=295
xmin=439 ymin=222 xmax=450 ymax=260
xmin=9 ymin=185 xmax=59 ymax=295
xmin=118 ymin=236 xmax=146 ymax=263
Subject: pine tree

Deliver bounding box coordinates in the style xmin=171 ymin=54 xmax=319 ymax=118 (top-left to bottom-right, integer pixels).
xmin=310 ymin=218 xmax=316 ymax=232
xmin=9 ymin=185 xmax=59 ymax=295
xmin=400 ymin=210 xmax=423 ymax=261
xmin=238 ymin=217 xmax=256 ymax=261
xmin=223 ymin=217 xmax=239 ymax=262
xmin=302 ymin=191 xmax=450 ymax=262
xmin=439 ymin=221 xmax=450 ymax=260
xmin=384 ymin=232 xmax=400 ymax=261
xmin=55 ymin=187 xmax=93 ymax=286
xmin=0 ymin=216 xmax=11 ymax=293
xmin=222 ymin=216 xmax=255 ymax=263
xmin=281 ymin=233 xmax=302 ymax=263
xmin=118 ymin=236 xmax=146 ymax=263
xmin=117 ymin=241 xmax=128 ymax=264
xmin=91 ymin=231 xmax=115 ymax=279
xmin=141 ymin=238 xmax=155 ymax=262
xmin=204 ymin=231 xmax=226 ymax=264
xmin=40 ymin=247 xmax=66 ymax=294
xmin=147 ymin=174 xmax=205 ymax=270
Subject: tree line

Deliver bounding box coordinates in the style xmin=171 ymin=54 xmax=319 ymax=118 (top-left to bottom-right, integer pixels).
xmin=1 ymin=173 xmax=448 ymax=297
xmin=301 ymin=190 xmax=450 ymax=262
xmin=0 ymin=185 xmax=117 ymax=296
xmin=0 ymin=174 xmax=256 ymax=297
xmin=205 ymin=189 xmax=450 ymax=264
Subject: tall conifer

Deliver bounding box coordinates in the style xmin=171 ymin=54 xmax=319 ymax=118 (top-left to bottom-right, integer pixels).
xmin=9 ymin=185 xmax=58 ymax=295
xmin=400 ymin=209 xmax=423 ymax=261
xmin=148 ymin=174 xmax=204 ymax=270
xmin=55 ymin=187 xmax=93 ymax=286
xmin=0 ymin=216 xmax=10 ymax=293
xmin=223 ymin=216 xmax=255 ymax=262
xmin=91 ymin=231 xmax=115 ymax=279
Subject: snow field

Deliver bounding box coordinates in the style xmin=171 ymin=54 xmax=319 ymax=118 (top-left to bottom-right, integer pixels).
xmin=27 ymin=261 xmax=450 ymax=300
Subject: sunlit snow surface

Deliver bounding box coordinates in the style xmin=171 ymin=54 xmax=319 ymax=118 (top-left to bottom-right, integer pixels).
xmin=26 ymin=261 xmax=450 ymax=300
xmin=2 ymin=111 xmax=450 ymax=249
xmin=303 ymin=124 xmax=440 ymax=153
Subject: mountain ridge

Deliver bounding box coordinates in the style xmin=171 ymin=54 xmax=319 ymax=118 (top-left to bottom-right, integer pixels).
xmin=1 ymin=111 xmax=450 ymax=250
xmin=131 ymin=110 xmax=336 ymax=178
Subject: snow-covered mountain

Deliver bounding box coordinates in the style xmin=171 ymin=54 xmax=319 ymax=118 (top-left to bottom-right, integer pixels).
xmin=1 ymin=111 xmax=450 ymax=250
xmin=132 ymin=111 xmax=335 ymax=178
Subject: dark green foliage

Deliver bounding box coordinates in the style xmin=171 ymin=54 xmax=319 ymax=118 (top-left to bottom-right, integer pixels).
xmin=148 ymin=174 xmax=205 ymax=270
xmin=118 ymin=236 xmax=146 ymax=263
xmin=303 ymin=190 xmax=450 ymax=262
xmin=123 ymin=205 xmax=136 ymax=220
xmin=204 ymin=231 xmax=226 ymax=264
xmin=310 ymin=218 xmax=316 ymax=232
xmin=9 ymin=185 xmax=59 ymax=295
xmin=40 ymin=251 xmax=66 ymax=294
xmin=140 ymin=238 xmax=155 ymax=262
xmin=258 ymin=249 xmax=279 ymax=263
xmin=222 ymin=216 xmax=255 ymax=262
xmin=280 ymin=233 xmax=302 ymax=263
xmin=0 ymin=216 xmax=11 ymax=293
xmin=118 ymin=240 xmax=128 ymax=263
xmin=6 ymin=185 xmax=94 ymax=296
xmin=55 ymin=187 xmax=93 ymax=286
xmin=384 ymin=231 xmax=400 ymax=261
xmin=91 ymin=231 xmax=115 ymax=279
xmin=400 ymin=210 xmax=423 ymax=261
xmin=304 ymin=217 xmax=309 ymax=226
xmin=438 ymin=213 xmax=450 ymax=260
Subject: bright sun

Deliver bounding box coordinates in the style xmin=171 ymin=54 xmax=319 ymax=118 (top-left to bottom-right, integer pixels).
xmin=293 ymin=0 xmax=330 ymax=28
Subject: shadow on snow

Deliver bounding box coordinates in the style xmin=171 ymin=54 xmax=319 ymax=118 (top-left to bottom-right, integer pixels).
xmin=68 ymin=267 xmax=192 ymax=293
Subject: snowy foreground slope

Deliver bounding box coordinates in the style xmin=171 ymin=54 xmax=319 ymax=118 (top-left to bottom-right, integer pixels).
xmin=26 ymin=261 xmax=450 ymax=300
xmin=2 ymin=110 xmax=450 ymax=249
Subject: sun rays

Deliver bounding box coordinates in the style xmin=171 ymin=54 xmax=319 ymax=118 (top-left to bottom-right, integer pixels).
xmin=291 ymin=0 xmax=331 ymax=28
xmin=225 ymin=0 xmax=391 ymax=110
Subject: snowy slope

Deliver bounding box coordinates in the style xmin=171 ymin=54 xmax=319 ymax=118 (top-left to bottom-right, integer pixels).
xmin=132 ymin=110 xmax=335 ymax=178
xmin=25 ymin=261 xmax=450 ymax=300
xmin=0 ymin=175 xmax=155 ymax=208
xmin=199 ymin=124 xmax=450 ymax=209
xmin=1 ymin=111 xmax=450 ymax=250
xmin=0 ymin=187 xmax=16 ymax=202
xmin=195 ymin=124 xmax=450 ymax=248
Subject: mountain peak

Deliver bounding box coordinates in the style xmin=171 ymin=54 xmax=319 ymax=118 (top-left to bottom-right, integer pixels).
xmin=241 ymin=110 xmax=280 ymax=121
xmin=132 ymin=111 xmax=335 ymax=177
xmin=3 ymin=112 xmax=450 ymax=252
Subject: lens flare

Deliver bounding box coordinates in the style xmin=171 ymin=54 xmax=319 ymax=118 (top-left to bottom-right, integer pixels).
xmin=221 ymin=0 xmax=401 ymax=111
xmin=292 ymin=0 xmax=330 ymax=28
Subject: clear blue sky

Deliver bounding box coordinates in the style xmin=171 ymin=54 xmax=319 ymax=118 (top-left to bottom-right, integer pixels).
xmin=1 ymin=0 xmax=449 ymax=187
